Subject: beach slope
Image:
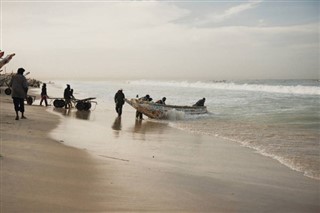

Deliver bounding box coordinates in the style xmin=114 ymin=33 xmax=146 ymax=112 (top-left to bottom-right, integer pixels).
xmin=0 ymin=93 xmax=115 ymax=212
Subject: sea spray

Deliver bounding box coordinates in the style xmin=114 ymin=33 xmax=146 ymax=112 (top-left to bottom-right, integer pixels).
xmin=128 ymin=80 xmax=320 ymax=95
xmin=165 ymin=109 xmax=185 ymax=120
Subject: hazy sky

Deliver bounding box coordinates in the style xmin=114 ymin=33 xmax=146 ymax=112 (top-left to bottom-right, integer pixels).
xmin=1 ymin=0 xmax=319 ymax=80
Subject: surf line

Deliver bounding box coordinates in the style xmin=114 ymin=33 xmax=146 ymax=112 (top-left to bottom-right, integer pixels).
xmin=98 ymin=155 xmax=130 ymax=162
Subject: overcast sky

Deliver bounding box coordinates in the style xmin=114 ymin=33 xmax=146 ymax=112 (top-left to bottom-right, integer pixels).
xmin=1 ymin=0 xmax=319 ymax=81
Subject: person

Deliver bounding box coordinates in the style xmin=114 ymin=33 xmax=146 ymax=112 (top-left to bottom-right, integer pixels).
xmin=193 ymin=98 xmax=206 ymax=107
xmin=136 ymin=94 xmax=153 ymax=119
xmin=135 ymin=95 xmax=142 ymax=120
xmin=40 ymin=83 xmax=49 ymax=106
xmin=9 ymin=67 xmax=28 ymax=120
xmin=64 ymin=84 xmax=72 ymax=109
xmin=70 ymin=89 xmax=75 ymax=99
xmin=156 ymin=97 xmax=166 ymax=105
xmin=114 ymin=89 xmax=125 ymax=117
xmin=140 ymin=94 xmax=152 ymax=102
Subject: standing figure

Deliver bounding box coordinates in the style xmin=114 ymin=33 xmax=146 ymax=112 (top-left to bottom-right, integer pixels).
xmin=40 ymin=83 xmax=48 ymax=106
xmin=136 ymin=94 xmax=153 ymax=120
xmin=114 ymin=89 xmax=125 ymax=117
xmin=9 ymin=67 xmax=28 ymax=120
xmin=64 ymin=84 xmax=72 ymax=109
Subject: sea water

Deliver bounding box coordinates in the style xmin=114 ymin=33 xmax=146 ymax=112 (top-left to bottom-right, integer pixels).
xmin=48 ymin=79 xmax=320 ymax=180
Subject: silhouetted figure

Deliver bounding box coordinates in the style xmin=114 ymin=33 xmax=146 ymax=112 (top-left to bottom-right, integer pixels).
xmin=141 ymin=94 xmax=153 ymax=102
xmin=193 ymin=98 xmax=206 ymax=106
xmin=136 ymin=94 xmax=153 ymax=120
xmin=64 ymin=84 xmax=72 ymax=109
xmin=40 ymin=83 xmax=48 ymax=106
xmin=156 ymin=97 xmax=166 ymax=105
xmin=70 ymin=89 xmax=75 ymax=99
xmin=135 ymin=94 xmax=141 ymax=119
xmin=9 ymin=67 xmax=28 ymax=120
xmin=114 ymin=89 xmax=125 ymax=117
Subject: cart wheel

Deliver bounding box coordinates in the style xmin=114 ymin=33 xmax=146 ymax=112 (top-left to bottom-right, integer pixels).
xmin=53 ymin=99 xmax=65 ymax=108
xmin=76 ymin=101 xmax=85 ymax=111
xmin=26 ymin=96 xmax=33 ymax=105
xmin=84 ymin=102 xmax=92 ymax=111
xmin=5 ymin=88 xmax=11 ymax=95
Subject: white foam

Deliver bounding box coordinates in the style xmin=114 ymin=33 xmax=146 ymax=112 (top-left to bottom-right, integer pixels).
xmin=128 ymin=80 xmax=320 ymax=95
xmin=165 ymin=109 xmax=185 ymax=120
xmin=169 ymin=122 xmax=320 ymax=180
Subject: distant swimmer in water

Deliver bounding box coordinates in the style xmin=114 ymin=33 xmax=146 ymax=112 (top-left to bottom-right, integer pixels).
xmin=193 ymin=98 xmax=205 ymax=107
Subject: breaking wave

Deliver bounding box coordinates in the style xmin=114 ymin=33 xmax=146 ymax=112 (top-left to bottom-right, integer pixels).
xmin=128 ymin=80 xmax=320 ymax=95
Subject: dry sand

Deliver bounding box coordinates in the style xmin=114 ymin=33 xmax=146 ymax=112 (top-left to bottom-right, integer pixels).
xmin=1 ymin=88 xmax=319 ymax=212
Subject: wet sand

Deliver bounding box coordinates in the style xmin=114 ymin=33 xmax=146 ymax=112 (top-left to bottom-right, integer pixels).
xmin=1 ymin=88 xmax=319 ymax=212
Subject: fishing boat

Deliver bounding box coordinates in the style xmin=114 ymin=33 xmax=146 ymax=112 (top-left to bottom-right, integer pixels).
xmin=125 ymin=98 xmax=208 ymax=119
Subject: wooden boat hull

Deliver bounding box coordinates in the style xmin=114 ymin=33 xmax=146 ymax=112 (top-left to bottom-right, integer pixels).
xmin=125 ymin=98 xmax=207 ymax=119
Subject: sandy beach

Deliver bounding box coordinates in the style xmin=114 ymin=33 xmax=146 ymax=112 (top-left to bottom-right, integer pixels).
xmin=1 ymin=88 xmax=319 ymax=212
xmin=0 ymin=91 xmax=118 ymax=212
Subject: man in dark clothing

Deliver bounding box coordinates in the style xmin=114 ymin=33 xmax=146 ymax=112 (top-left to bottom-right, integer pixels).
xmin=193 ymin=98 xmax=206 ymax=106
xmin=114 ymin=89 xmax=125 ymax=116
xmin=156 ymin=97 xmax=166 ymax=105
xmin=40 ymin=83 xmax=49 ymax=106
xmin=136 ymin=94 xmax=153 ymax=119
xmin=64 ymin=84 xmax=72 ymax=109
xmin=9 ymin=67 xmax=28 ymax=120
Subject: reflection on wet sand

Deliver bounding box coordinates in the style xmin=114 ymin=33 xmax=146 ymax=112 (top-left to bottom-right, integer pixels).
xmin=75 ymin=110 xmax=91 ymax=120
xmin=134 ymin=119 xmax=142 ymax=132
xmin=53 ymin=107 xmax=70 ymax=116
xmin=112 ymin=117 xmax=122 ymax=138
xmin=131 ymin=119 xmax=167 ymax=141
xmin=53 ymin=108 xmax=91 ymax=120
xmin=112 ymin=117 xmax=122 ymax=131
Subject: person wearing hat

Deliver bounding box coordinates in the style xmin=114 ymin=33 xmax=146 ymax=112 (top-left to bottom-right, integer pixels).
xmin=9 ymin=67 xmax=28 ymax=120
xmin=114 ymin=89 xmax=125 ymax=117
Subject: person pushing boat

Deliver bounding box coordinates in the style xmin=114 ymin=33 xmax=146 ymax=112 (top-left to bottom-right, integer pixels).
xmin=193 ymin=98 xmax=206 ymax=107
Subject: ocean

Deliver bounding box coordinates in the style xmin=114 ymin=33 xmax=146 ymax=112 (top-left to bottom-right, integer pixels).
xmin=45 ymin=79 xmax=319 ymax=180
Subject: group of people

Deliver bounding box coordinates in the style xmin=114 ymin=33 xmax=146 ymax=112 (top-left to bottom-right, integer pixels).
xmin=114 ymin=90 xmax=168 ymax=119
xmin=8 ymin=66 xmax=205 ymax=121
xmin=63 ymin=84 xmax=75 ymax=109
xmin=39 ymin=83 xmax=75 ymax=109
xmin=114 ymin=89 xmax=205 ymax=119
